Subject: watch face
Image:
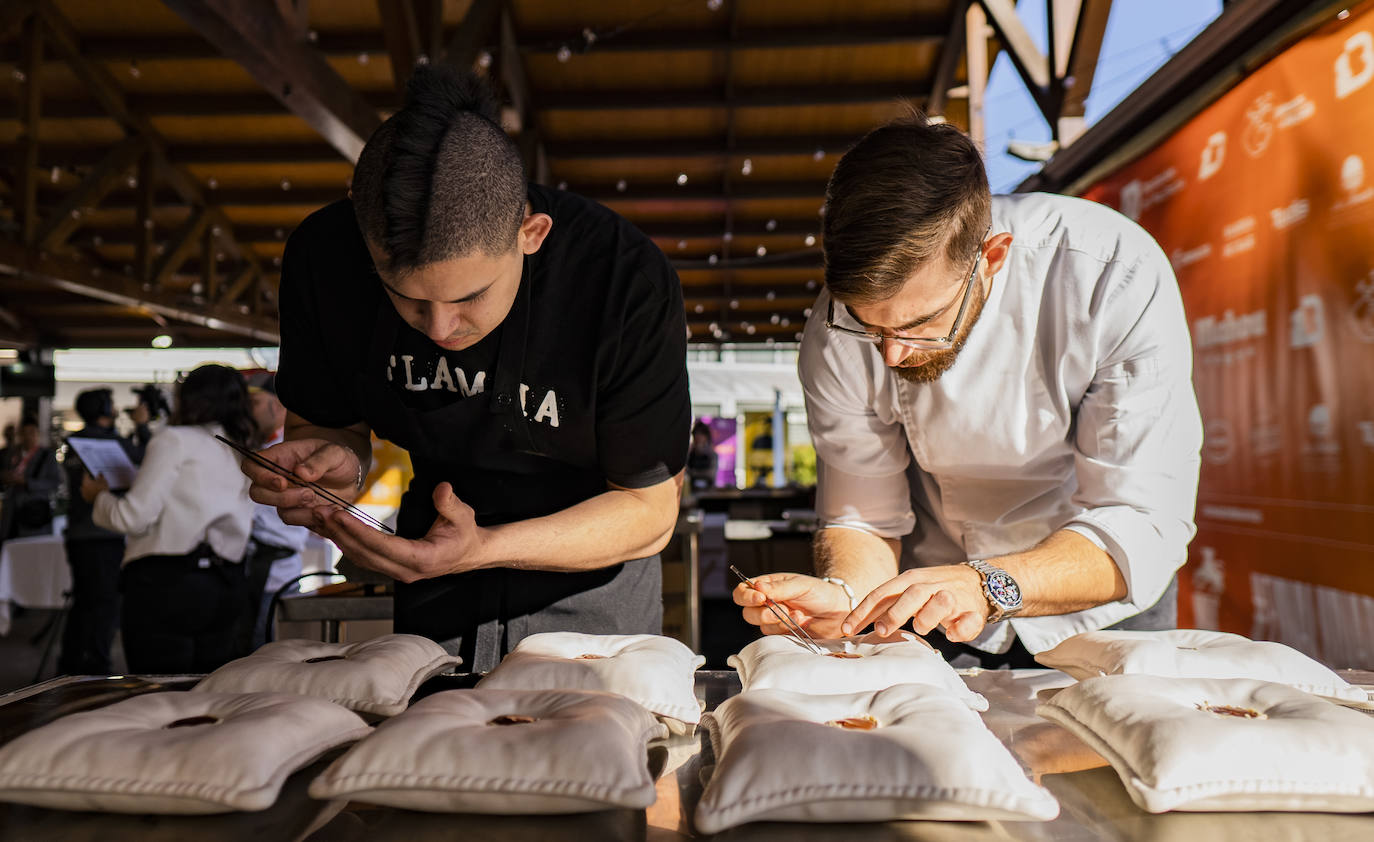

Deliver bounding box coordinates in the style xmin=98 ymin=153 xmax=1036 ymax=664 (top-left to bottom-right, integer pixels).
xmin=985 ymin=571 xmax=1022 ymax=609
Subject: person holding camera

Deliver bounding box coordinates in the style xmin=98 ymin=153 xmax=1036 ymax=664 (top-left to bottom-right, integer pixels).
xmin=81 ymin=365 xmax=255 ymax=674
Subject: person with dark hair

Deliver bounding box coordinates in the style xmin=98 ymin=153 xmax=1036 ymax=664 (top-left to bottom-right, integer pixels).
xmin=734 ymin=114 xmax=1203 ymax=669
xmin=0 ymin=416 xmax=61 ymax=542
xmin=81 ymin=364 xmax=255 ymax=673
xmin=57 ymin=388 xmax=146 ymax=675
xmin=687 ymin=421 xmax=719 ymax=493
xmin=244 ymin=65 xmax=689 ymax=670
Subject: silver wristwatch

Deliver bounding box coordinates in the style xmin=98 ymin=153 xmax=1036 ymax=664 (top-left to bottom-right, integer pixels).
xmin=965 ymin=559 xmax=1023 ymax=623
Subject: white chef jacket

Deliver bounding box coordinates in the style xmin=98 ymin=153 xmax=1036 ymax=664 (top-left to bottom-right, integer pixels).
xmin=93 ymin=423 xmax=254 ymax=566
xmin=801 ymin=192 xmax=1203 ymax=654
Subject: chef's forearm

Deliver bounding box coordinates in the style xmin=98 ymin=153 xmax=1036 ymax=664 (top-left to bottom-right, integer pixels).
xmin=813 ymin=526 xmax=901 ymax=598
xmin=477 ymin=471 xmax=684 ymax=572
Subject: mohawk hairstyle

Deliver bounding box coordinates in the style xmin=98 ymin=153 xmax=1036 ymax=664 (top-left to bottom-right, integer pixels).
xmin=352 ymin=64 xmax=526 ymax=273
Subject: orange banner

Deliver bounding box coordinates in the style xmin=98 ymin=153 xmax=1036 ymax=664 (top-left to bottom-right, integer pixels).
xmin=1081 ymin=4 xmax=1374 ymax=666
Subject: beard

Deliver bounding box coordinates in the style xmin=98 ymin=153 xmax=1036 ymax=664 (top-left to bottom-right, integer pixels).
xmin=889 ymin=280 xmax=988 ymax=384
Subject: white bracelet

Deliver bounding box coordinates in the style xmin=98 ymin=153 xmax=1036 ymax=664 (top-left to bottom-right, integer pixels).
xmin=822 ymin=576 xmax=858 ymax=611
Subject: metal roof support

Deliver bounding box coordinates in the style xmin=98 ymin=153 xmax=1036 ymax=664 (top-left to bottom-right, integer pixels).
xmin=928 ymin=0 xmax=970 ymax=119
xmin=965 ymin=3 xmax=991 ymax=147
xmin=16 ymin=9 xmax=42 ymax=245
xmin=35 ymin=136 xmax=145 ymax=252
xmin=0 ymin=239 xmax=279 ymax=344
xmin=376 ymin=0 xmax=424 ymax=94
xmin=160 ymin=0 xmax=382 ymax=162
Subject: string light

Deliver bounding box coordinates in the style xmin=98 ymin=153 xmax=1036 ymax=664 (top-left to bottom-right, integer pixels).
xmin=770 ymin=314 xmax=780 ymax=324
xmin=557 ymin=45 xmax=573 ymax=62
xmin=616 ymin=179 xmax=628 ymax=192
xmin=722 ymin=231 xmax=734 ymax=243
xmin=813 ymin=148 xmax=825 ymax=161
xmin=755 ymin=245 xmax=766 ymax=257
xmin=741 ymin=158 xmax=753 ymax=176
xmin=274 ymin=228 xmax=285 ymax=239
xmin=729 ymin=299 xmax=740 ymax=309
xmin=281 ymin=178 xmax=292 ymax=191
xmin=676 ymin=173 xmax=689 ymax=185
xmin=207 ymin=178 xmax=218 ymax=189
xmin=49 ymin=166 xmax=60 ymax=183
xmin=557 ymin=180 xmax=568 ymax=190
xmin=694 ymin=304 xmax=705 ymax=313
xmin=677 ymin=240 xmax=687 ymax=250
xmin=128 ymin=60 xmax=141 ymax=79
xmin=765 ymin=219 xmax=777 ymax=231
xmin=765 ymin=290 xmax=776 ymax=300
xmin=708 ymin=254 xmax=719 ymax=265
xmin=780 ymin=317 xmax=790 ymax=327
xmin=806 ymin=279 xmax=817 ymax=289
xmin=804 ymin=234 xmax=816 ymax=247
xmin=357 ymin=52 xmax=370 ymax=65
xmin=708 ymin=0 xmax=724 ymax=10
xmin=477 ymin=51 xmax=493 ymax=69
xmin=745 ymin=324 xmax=756 ymax=335
xmin=803 ymin=307 xmax=812 ymax=318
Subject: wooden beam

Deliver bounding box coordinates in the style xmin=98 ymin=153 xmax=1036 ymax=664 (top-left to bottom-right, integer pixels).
xmin=499 ymin=6 xmax=548 ymax=184
xmin=202 ymin=224 xmax=218 ymax=300
xmin=978 ymin=0 xmax=1053 ymax=118
xmin=443 ymin=0 xmax=502 ymax=70
xmin=0 ymin=237 xmax=279 ymax=343
xmin=153 ymin=208 xmax=209 ymax=288
xmin=518 ymin=21 xmax=946 ymax=53
xmin=377 ymin=0 xmax=423 ymax=92
xmin=966 ymin=2 xmax=990 ymax=148
xmin=217 ymin=264 xmax=258 ymax=309
xmin=0 ymin=0 xmax=37 ymax=46
xmin=1055 ymin=0 xmax=1112 ymax=144
xmin=134 ymin=149 xmax=156 ymax=279
xmin=35 ymin=137 xmax=145 ymax=251
xmin=539 ymin=82 xmax=931 ymax=111
xmin=17 ymin=12 xmax=42 ymax=245
xmin=927 ymin=0 xmax=969 ymax=118
xmin=160 ymin=0 xmax=382 ymax=162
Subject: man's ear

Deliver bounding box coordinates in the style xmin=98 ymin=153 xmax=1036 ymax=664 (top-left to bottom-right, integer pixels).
xmin=983 ymin=231 xmax=1014 ymax=277
xmin=518 ymin=213 xmax=553 ymax=255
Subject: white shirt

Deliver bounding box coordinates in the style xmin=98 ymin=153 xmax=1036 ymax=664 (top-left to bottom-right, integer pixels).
xmin=93 ymin=423 xmax=254 ymax=565
xmin=801 ymin=192 xmax=1203 ymax=654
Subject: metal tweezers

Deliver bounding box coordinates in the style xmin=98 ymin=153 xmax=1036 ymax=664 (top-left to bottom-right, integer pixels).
xmin=214 ymin=434 xmax=395 ymax=534
xmin=730 ymin=565 xmax=826 ymax=655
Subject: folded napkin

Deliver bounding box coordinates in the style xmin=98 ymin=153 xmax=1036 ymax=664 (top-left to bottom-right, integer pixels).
xmin=0 ymin=691 xmax=369 ymax=814
xmin=194 ymin=634 xmax=460 ymax=716
xmin=309 ymin=688 xmax=667 ymax=813
xmin=695 ymin=684 xmax=1059 ymax=832
xmin=728 ymin=631 xmax=987 ymax=710
xmin=477 ymin=632 xmax=704 ymax=734
xmin=1037 ymin=674 xmax=1374 ymax=813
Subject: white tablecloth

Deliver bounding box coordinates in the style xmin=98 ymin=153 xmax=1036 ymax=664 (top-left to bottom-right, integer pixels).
xmin=0 ymin=517 xmax=72 ymax=636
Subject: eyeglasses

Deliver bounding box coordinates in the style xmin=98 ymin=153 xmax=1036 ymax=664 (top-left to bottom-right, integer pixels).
xmin=824 ymin=228 xmax=989 ymax=351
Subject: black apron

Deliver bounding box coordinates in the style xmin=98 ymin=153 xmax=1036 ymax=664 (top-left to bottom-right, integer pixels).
xmin=357 ymin=258 xmax=662 ymax=672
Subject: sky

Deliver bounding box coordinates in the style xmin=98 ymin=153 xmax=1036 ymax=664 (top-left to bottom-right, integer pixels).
xmin=983 ymin=0 xmax=1225 ymax=193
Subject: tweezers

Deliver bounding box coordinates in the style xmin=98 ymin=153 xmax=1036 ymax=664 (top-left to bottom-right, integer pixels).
xmin=730 ymin=565 xmax=826 ymax=654
xmin=214 ymin=434 xmax=395 ymax=534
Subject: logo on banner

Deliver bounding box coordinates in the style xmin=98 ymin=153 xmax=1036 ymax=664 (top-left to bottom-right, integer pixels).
xmin=1170 ymin=244 xmax=1213 ymax=271
xmin=1336 ymin=31 xmax=1374 ymax=99
xmin=1221 ymin=216 xmax=1256 ymax=257
xmin=1199 ymin=132 xmax=1226 ymax=180
xmin=1334 ymin=155 xmax=1374 ymax=209
xmin=1204 ymin=418 xmax=1235 ymax=465
xmin=1306 ymin=404 xmax=1341 ymax=456
xmin=1290 ymin=294 xmax=1326 ymax=348
xmin=1351 ymin=274 xmax=1374 ymax=342
xmin=1270 ymin=198 xmax=1309 ymax=230
xmin=1252 ymin=418 xmax=1283 ymax=459
xmin=1194 ymin=308 xmax=1267 ymax=348
xmin=1243 ymin=94 xmax=1275 ymax=156
xmin=1359 ymin=421 xmax=1374 ymax=449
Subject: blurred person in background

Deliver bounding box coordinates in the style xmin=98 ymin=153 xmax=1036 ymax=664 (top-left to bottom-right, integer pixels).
xmin=81 ymin=365 xmax=255 ymax=674
xmin=0 ymin=416 xmax=61 ymax=542
xmin=58 ymin=389 xmax=147 ymax=675
xmin=238 ymin=372 xmax=310 ymax=653
xmin=687 ymin=421 xmax=719 ymax=494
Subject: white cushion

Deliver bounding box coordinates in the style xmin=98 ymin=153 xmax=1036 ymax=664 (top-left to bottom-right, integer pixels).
xmin=1037 ymin=674 xmax=1374 ymax=813
xmin=694 ymin=684 xmax=1059 ymax=833
xmin=308 ymin=688 xmax=667 ymax=813
xmin=727 ymin=632 xmax=987 ymax=711
xmin=193 ymin=634 xmax=461 ymax=716
xmin=476 ymin=632 xmax=704 ymax=734
xmin=0 ymin=691 xmax=369 ymax=814
xmin=1034 ymin=629 xmax=1369 ymax=705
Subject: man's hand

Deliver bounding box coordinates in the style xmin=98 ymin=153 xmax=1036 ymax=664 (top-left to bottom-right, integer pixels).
xmin=313 ymin=482 xmax=489 ymax=583
xmin=80 ymin=472 xmax=109 ymax=503
xmin=841 ymin=564 xmax=988 ymax=641
xmin=732 ymin=573 xmax=854 ymax=639
xmin=242 ymin=437 xmax=362 ymax=527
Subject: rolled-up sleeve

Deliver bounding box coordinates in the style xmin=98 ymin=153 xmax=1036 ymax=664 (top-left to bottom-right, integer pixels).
xmin=800 ymin=293 xmax=915 ymax=539
xmin=1067 ymin=245 xmax=1203 ymax=611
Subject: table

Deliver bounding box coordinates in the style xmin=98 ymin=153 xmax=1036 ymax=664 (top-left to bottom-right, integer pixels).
xmin=0 ymin=518 xmax=71 ymax=637
xmin=1 ymin=667 xmax=1372 ymax=840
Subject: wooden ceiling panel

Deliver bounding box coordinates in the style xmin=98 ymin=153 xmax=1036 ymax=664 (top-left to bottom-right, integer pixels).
xmin=541 ymin=108 xmax=726 ymax=140
xmin=736 ymin=0 xmax=950 ymax=25
xmin=183 ymin=161 xmax=354 ymax=189
xmin=150 ymin=115 xmax=323 ymax=144
xmin=733 ymin=102 xmax=917 ymax=135
xmin=512 ymin=1 xmax=716 ymax=32
xmin=526 ymin=51 xmax=719 ymax=93
xmin=550 ymin=157 xmax=725 ymax=186
xmin=731 ymin=43 xmax=940 ymax=86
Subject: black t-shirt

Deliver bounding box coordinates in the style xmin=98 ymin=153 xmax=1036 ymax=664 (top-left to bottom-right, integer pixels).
xmin=274 ymin=184 xmax=690 ymax=524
